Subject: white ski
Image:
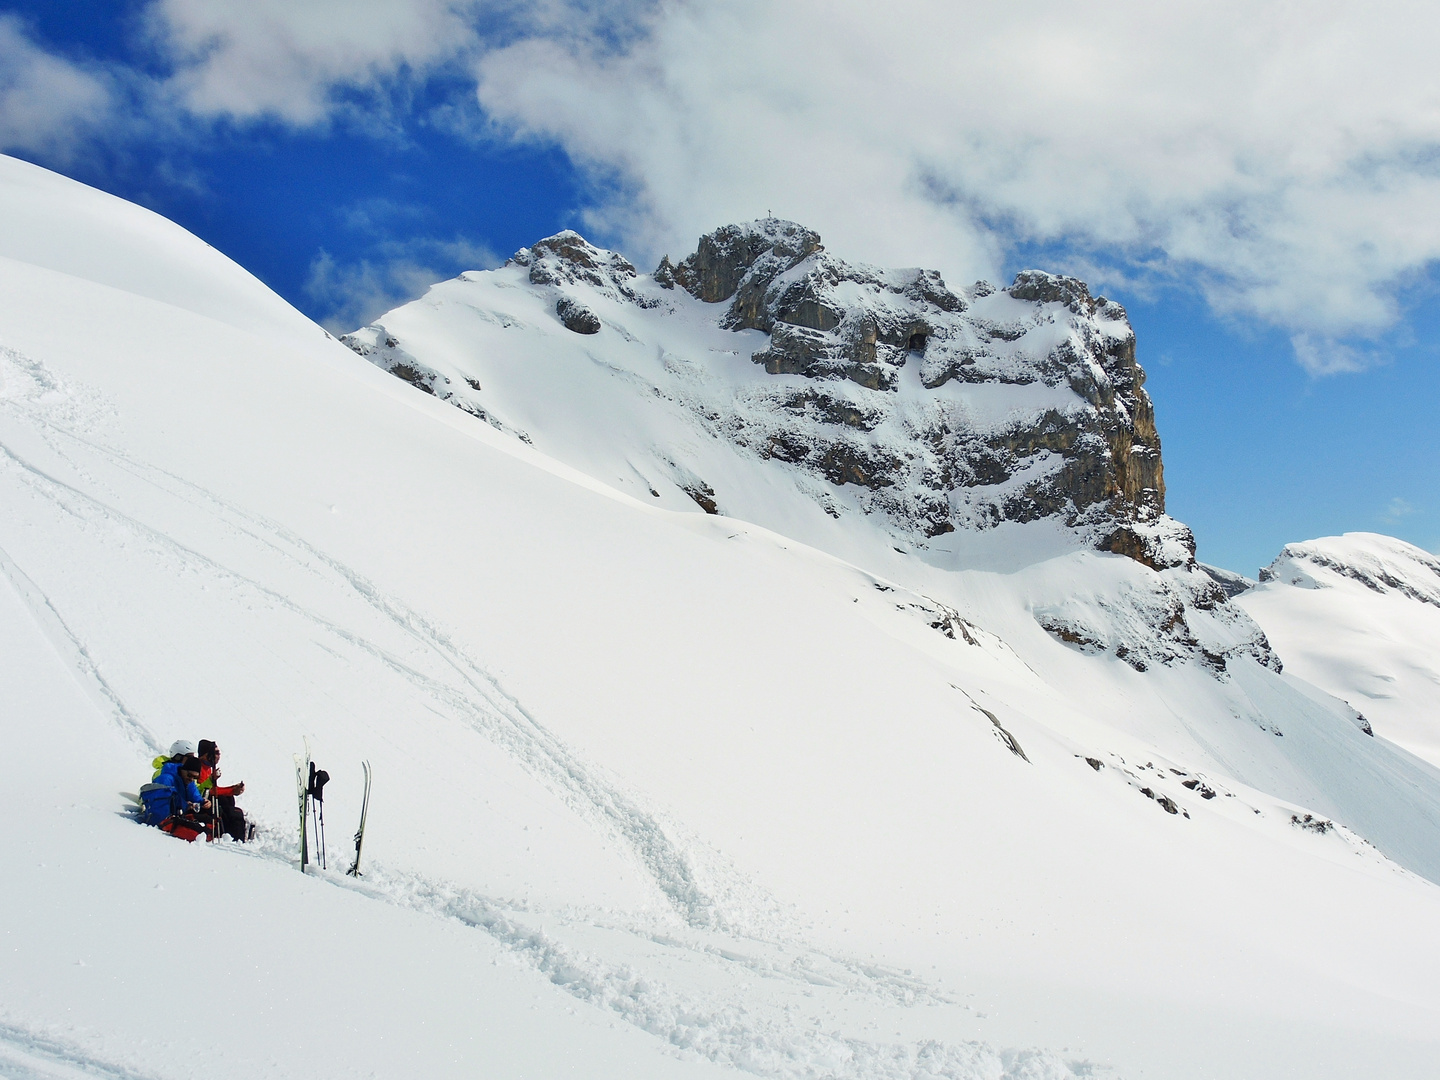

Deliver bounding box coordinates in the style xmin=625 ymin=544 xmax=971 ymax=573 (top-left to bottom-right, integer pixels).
xmin=347 ymin=760 xmax=372 ymax=877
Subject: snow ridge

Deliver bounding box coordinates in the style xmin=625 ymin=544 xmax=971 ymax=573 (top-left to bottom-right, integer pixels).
xmin=1240 ymin=533 xmax=1440 ymax=768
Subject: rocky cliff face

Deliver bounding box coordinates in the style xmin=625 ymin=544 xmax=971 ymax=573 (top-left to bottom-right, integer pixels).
xmin=653 ymin=219 xmax=1178 ymax=564
xmin=342 ymin=218 xmax=1276 ymax=675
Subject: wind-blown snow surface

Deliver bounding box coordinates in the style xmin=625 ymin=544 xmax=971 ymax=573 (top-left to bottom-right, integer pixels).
xmin=1238 ymin=533 xmax=1440 ymax=769
xmin=2 ymin=155 xmax=1440 ymax=1080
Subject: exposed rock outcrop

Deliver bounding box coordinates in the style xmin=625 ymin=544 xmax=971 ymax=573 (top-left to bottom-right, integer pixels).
xmin=339 ymin=328 xmax=530 ymax=443
xmin=511 ymin=230 xmax=638 ymax=293
xmin=556 ymin=296 xmax=601 ymax=335
xmin=1200 ymin=563 xmax=1257 ymax=598
xmin=657 ymin=219 xmax=1177 ymax=560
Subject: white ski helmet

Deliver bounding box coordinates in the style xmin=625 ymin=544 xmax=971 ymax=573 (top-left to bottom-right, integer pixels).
xmin=168 ymin=739 xmax=196 ymax=757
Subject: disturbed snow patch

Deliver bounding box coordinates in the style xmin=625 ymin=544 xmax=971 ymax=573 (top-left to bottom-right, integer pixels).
xmin=227 ymin=827 xmax=1100 ymax=1080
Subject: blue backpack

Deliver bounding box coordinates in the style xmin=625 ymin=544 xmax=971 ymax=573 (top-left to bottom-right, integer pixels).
xmin=138 ymin=781 xmax=180 ymax=826
xmin=138 ymin=761 xmax=186 ymax=826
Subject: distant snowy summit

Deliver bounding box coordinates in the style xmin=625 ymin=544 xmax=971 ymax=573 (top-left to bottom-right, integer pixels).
xmin=1258 ymin=532 xmax=1440 ymax=604
xmin=343 ymin=219 xmax=1272 ymax=674
xmin=1238 ymin=533 xmax=1440 ymax=765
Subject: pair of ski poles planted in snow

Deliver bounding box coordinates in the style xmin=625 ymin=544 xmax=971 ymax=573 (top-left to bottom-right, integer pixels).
xmin=295 ymin=750 xmax=371 ymax=876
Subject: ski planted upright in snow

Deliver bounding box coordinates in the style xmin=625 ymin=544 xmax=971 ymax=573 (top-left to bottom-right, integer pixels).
xmin=294 ymin=740 xmax=311 ymax=872
xmin=347 ymin=760 xmax=372 ymax=877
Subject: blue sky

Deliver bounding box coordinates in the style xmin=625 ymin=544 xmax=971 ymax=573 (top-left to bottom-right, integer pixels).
xmin=3 ymin=1 xmax=1438 ymax=574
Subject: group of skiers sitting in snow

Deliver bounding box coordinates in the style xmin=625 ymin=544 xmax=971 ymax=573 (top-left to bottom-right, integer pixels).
xmin=139 ymin=739 xmax=251 ymax=843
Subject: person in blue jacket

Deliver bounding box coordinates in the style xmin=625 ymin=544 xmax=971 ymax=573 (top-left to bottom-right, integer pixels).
xmin=140 ymin=754 xmax=209 ymax=826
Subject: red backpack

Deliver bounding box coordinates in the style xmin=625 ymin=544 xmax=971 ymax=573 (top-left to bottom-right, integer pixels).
xmin=158 ymin=815 xmax=212 ymax=843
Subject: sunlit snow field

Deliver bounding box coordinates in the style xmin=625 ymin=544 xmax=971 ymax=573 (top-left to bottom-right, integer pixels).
xmin=2 ymin=156 xmax=1439 ymax=1080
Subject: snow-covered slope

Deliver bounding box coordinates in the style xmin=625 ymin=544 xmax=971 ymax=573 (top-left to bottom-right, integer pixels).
xmin=346 ymin=227 xmax=1278 ymax=674
xmin=344 ymin=223 xmax=1440 ymax=873
xmin=3 ymin=157 xmax=1440 ymax=1080
xmin=0 ymin=155 xmax=327 ymax=343
xmin=1238 ymin=532 xmax=1440 ymax=767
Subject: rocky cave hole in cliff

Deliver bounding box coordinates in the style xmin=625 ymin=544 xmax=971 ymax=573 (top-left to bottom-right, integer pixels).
xmin=908 ymin=332 xmax=928 ymax=352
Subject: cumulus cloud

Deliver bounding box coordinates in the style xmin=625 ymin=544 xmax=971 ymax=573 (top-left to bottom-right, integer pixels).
xmin=1289 ymin=334 xmax=1380 ymax=376
xmin=143 ymin=0 xmax=644 ymax=126
xmin=148 ymin=0 xmax=490 ymax=126
xmin=11 ymin=0 xmax=1440 ymax=371
xmin=471 ymin=0 xmax=1440 ymax=364
xmin=0 ymin=16 xmax=115 ymax=162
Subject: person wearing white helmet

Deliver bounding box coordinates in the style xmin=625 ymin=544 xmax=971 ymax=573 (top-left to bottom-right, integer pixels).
xmin=150 ymin=739 xmax=196 ymax=780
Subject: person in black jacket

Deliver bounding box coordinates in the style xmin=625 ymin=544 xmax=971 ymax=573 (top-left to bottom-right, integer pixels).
xmin=197 ymin=739 xmax=250 ymax=841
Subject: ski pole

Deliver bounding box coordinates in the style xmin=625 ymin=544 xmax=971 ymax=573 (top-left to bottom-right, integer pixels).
xmin=308 ymin=764 xmax=330 ymax=871
xmin=317 ymin=797 xmax=326 ymax=870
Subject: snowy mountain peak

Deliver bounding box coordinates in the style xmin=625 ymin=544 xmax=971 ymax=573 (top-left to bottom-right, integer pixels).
xmin=656 ymin=217 xmax=825 ymax=305
xmin=1259 ymin=532 xmax=1440 ymax=607
xmin=1239 ymin=532 xmax=1440 ymax=766
xmin=510 ymin=229 xmax=638 ymax=287
xmin=651 ymin=221 xmax=1172 ymax=563
xmin=351 ymin=221 xmax=1177 ymax=563
xmin=339 ymin=221 xmax=1278 ymax=674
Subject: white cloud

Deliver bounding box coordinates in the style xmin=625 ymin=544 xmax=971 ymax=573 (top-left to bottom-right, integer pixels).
xmin=469 ymin=0 xmax=1440 ymax=366
xmin=148 ymin=0 xmax=491 ymax=125
xmin=1289 ymin=334 xmax=1378 ymax=376
xmin=12 ymin=0 xmax=1440 ymax=372
xmin=0 ymin=17 xmax=115 ymax=162
xmin=1384 ymin=497 xmax=1417 ymax=523
xmin=143 ymin=0 xmax=642 ymax=126
xmin=305 ymin=235 xmax=499 ymax=332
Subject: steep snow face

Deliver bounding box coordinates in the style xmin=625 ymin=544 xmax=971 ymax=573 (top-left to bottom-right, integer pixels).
xmin=1239 ymin=533 xmax=1440 ymax=767
xmin=6 ymin=158 xmax=1440 ymax=1080
xmin=345 ymin=223 xmax=1272 ymax=675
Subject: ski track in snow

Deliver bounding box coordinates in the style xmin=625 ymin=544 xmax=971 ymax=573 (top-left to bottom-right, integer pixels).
xmin=215 ymin=829 xmax=1097 ymax=1080
xmin=0 ymin=539 xmax=160 ymax=756
xmin=0 ymin=1020 xmax=164 ymax=1080
xmin=0 ymin=345 xmax=766 ymax=931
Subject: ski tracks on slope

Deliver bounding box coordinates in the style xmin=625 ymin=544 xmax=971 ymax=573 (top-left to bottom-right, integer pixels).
xmin=0 ymin=1019 xmax=165 ymax=1080
xmin=0 ymin=345 xmax=750 ymax=929
xmin=222 ymin=830 xmax=1099 ymax=1080
xmin=0 ymin=348 xmax=1098 ymax=1080
xmin=0 ymin=540 xmax=160 ymax=756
